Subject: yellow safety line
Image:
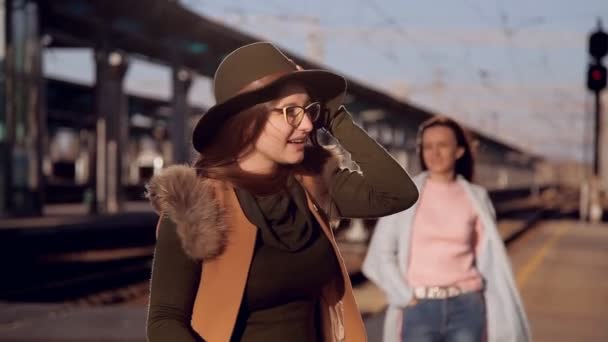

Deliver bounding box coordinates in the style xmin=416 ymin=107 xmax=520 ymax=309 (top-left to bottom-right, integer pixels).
xmin=516 ymin=224 xmax=569 ymax=289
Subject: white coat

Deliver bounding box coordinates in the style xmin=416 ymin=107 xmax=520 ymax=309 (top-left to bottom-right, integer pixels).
xmin=362 ymin=173 xmax=531 ymax=342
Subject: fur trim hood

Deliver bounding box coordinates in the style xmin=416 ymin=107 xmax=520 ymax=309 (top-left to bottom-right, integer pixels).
xmin=146 ymin=145 xmax=345 ymax=260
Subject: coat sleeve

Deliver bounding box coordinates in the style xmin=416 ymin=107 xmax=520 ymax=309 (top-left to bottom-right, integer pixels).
xmin=482 ymin=188 xmax=497 ymax=221
xmin=478 ymin=187 xmax=532 ymax=342
xmin=361 ymin=211 xmax=413 ymax=307
xmin=147 ymin=216 xmax=204 ymax=342
xmin=326 ymin=107 xmax=419 ymax=218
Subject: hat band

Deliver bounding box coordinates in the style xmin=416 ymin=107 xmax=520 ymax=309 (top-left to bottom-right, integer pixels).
xmin=235 ymin=70 xmax=292 ymax=96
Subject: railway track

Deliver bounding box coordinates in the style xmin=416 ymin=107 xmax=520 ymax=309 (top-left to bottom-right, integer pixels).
xmin=1 ymin=255 xmax=153 ymax=303
xmin=2 ymin=187 xmax=574 ymax=308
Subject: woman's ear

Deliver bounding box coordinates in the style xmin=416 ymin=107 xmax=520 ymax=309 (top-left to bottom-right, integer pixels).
xmin=455 ymin=146 xmax=465 ymax=160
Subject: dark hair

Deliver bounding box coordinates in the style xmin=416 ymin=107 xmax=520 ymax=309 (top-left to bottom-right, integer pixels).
xmin=193 ymin=86 xmax=321 ymax=192
xmin=417 ymin=116 xmax=475 ymax=181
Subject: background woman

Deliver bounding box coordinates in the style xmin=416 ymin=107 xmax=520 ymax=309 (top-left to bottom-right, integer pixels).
xmin=363 ymin=116 xmax=530 ymax=342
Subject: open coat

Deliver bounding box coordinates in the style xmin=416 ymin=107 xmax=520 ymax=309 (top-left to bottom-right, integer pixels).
xmin=146 ymin=147 xmax=368 ymax=342
xmin=362 ymin=173 xmax=531 ymax=342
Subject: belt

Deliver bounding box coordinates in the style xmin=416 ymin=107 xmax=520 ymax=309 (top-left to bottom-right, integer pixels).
xmin=413 ymin=286 xmax=474 ymax=300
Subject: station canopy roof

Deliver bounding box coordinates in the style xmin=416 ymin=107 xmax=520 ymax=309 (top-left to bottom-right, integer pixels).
xmin=37 ymin=0 xmax=535 ymax=159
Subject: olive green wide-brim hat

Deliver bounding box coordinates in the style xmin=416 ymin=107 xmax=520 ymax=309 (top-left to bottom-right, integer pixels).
xmin=192 ymin=42 xmax=347 ymax=153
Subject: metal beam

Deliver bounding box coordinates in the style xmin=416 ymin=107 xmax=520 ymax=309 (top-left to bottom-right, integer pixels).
xmin=93 ymin=49 xmax=129 ymax=214
xmin=170 ymin=66 xmax=192 ymax=165
xmin=4 ymin=0 xmax=45 ymax=216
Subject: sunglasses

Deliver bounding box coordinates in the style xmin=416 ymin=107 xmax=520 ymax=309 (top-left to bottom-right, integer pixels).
xmin=273 ymin=102 xmax=322 ymax=128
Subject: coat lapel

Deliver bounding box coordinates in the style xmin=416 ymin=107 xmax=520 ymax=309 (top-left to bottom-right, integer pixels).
xmin=191 ymin=184 xmax=257 ymax=341
xmin=304 ymin=191 xmax=367 ymax=342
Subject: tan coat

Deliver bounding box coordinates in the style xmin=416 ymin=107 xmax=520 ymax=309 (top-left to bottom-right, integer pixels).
xmin=147 ymin=147 xmax=367 ymax=342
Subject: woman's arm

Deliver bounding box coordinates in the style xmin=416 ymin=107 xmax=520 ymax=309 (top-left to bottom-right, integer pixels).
xmin=147 ymin=217 xmax=203 ymax=342
xmin=362 ymin=212 xmax=412 ymax=306
xmin=327 ymin=107 xmax=418 ymax=218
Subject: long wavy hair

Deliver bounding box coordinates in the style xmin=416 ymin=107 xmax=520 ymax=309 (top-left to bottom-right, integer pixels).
xmin=417 ymin=116 xmax=475 ymax=182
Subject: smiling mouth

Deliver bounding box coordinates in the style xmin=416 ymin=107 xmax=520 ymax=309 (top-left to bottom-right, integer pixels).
xmin=287 ymin=138 xmax=306 ymax=144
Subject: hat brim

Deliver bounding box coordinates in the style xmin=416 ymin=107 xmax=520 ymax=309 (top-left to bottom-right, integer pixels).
xmin=192 ymin=70 xmax=347 ymax=153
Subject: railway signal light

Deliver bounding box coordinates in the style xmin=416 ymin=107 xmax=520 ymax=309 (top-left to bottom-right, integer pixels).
xmin=589 ymin=25 xmax=608 ymax=60
xmin=587 ymin=62 xmax=607 ymax=92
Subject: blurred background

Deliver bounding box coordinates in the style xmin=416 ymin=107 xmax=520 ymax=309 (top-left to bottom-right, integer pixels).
xmin=0 ymin=0 xmax=607 ymax=341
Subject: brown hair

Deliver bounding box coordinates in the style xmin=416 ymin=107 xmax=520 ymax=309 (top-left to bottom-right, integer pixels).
xmin=417 ymin=116 xmax=475 ymax=182
xmin=193 ymin=89 xmax=322 ymax=192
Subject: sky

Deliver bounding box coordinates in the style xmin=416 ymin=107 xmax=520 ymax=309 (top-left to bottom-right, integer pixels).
xmin=44 ymin=0 xmax=608 ymax=162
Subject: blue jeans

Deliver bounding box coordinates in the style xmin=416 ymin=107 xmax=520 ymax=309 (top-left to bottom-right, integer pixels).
xmin=401 ymin=291 xmax=486 ymax=342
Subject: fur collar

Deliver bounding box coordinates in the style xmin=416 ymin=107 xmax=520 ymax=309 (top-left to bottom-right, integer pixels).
xmin=146 ymin=166 xmax=228 ymax=260
xmin=146 ymin=145 xmax=344 ymax=260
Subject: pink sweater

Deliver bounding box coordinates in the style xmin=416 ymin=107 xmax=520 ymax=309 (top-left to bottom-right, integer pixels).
xmin=406 ymin=177 xmax=484 ymax=291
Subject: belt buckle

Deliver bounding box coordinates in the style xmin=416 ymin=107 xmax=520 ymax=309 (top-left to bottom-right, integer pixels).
xmin=415 ymin=286 xmax=465 ymax=299
xmin=416 ymin=286 xmax=463 ymax=299
xmin=429 ymin=286 xmax=446 ymax=299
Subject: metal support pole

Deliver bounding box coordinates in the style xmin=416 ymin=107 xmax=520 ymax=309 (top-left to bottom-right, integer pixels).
xmin=4 ymin=0 xmax=44 ymax=216
xmin=593 ymin=90 xmax=602 ymax=176
xmin=93 ymin=50 xmax=129 ymax=214
xmin=170 ymin=67 xmax=192 ymax=165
